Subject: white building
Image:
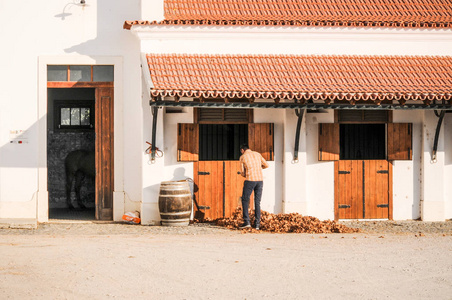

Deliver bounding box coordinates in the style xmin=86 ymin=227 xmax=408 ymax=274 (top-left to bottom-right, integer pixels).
xmin=0 ymin=0 xmax=451 ymax=227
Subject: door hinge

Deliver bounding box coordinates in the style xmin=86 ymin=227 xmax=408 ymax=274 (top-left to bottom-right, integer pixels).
xmin=338 ymin=170 xmax=350 ymax=174
xmin=377 ymin=170 xmax=389 ymax=174
xmin=198 ymin=171 xmax=210 ymax=175
xmin=338 ymin=204 xmax=351 ymax=209
xmin=377 ymin=204 xmax=389 ymax=208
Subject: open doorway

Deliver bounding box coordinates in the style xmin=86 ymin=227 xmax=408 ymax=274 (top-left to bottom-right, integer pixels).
xmin=47 ymin=88 xmax=96 ymax=220
xmin=46 ymin=64 xmax=115 ymax=221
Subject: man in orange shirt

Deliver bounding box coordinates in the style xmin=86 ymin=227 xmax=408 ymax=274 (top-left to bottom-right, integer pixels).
xmin=239 ymin=144 xmax=269 ymax=230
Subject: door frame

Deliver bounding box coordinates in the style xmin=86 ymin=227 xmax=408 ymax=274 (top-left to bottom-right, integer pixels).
xmin=37 ymin=56 xmax=124 ymax=222
xmin=333 ymin=110 xmax=394 ymax=220
xmin=191 ymin=108 xmax=255 ymax=219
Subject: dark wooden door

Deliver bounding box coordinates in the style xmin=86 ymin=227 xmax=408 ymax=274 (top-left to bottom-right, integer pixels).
xmin=95 ymin=87 xmax=114 ymax=220
xmin=335 ymin=160 xmax=391 ymax=220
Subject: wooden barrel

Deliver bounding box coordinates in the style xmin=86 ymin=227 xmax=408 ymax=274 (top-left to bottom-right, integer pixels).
xmin=158 ymin=181 xmax=192 ymax=226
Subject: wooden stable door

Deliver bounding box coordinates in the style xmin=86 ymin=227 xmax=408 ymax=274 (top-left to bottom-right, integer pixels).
xmin=179 ymin=122 xmax=273 ymax=220
xmin=95 ymin=87 xmax=114 ymax=220
xmin=193 ymin=161 xmax=251 ymax=219
xmin=335 ymin=160 xmax=391 ymax=219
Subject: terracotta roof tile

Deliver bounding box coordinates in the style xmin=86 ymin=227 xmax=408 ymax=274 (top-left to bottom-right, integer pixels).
xmin=146 ymin=54 xmax=452 ymax=102
xmin=123 ymin=0 xmax=452 ymax=29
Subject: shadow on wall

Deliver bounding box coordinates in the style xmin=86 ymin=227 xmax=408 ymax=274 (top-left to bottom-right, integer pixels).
xmin=54 ymin=0 xmax=85 ymax=20
xmin=0 ymin=117 xmax=95 ymax=208
xmin=445 ymin=114 xmax=452 ymax=166
xmin=53 ymin=0 xmax=141 ymax=55
xmin=143 ymin=168 xmax=196 ymax=205
xmin=0 ymin=120 xmax=40 ymax=168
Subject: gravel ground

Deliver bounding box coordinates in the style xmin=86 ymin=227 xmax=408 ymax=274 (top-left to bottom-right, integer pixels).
xmin=341 ymin=220 xmax=452 ymax=235
xmin=1 ymin=220 xmax=451 ymax=299
xmin=0 ymin=219 xmax=451 ymax=236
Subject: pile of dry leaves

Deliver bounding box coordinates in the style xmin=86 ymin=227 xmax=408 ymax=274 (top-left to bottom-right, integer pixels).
xmin=199 ymin=208 xmax=359 ymax=234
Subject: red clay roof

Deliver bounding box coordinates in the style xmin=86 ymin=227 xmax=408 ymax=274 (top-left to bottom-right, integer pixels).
xmin=146 ymin=54 xmax=452 ymax=102
xmin=124 ymin=0 xmax=452 ymax=29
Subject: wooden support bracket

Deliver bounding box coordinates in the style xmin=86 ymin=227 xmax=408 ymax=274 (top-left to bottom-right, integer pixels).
xmin=151 ymin=106 xmax=159 ymax=161
xmin=432 ymin=110 xmax=446 ymax=162
xmin=293 ymin=108 xmax=305 ymax=162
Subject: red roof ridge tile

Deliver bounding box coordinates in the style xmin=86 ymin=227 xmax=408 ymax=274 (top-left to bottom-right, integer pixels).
xmin=123 ymin=0 xmax=452 ymax=29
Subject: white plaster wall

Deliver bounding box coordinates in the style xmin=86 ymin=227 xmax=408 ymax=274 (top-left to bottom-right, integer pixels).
xmin=136 ymin=26 xmax=452 ymax=57
xmin=392 ymin=110 xmax=423 ymax=220
xmin=0 ymin=0 xmax=142 ymax=220
xmin=142 ymin=106 xmax=195 ymax=225
xmin=141 ymin=104 xmax=165 ymax=225
xmin=421 ymin=111 xmax=446 ymax=221
xmin=141 ymin=0 xmax=164 ymax=21
xmin=162 ymin=107 xmax=195 ymax=181
xmin=283 ymin=109 xmax=308 ymax=215
xmin=305 ymin=111 xmax=335 ymax=220
xmin=443 ymin=114 xmax=452 ymax=220
xmin=254 ymin=108 xmax=284 ymax=214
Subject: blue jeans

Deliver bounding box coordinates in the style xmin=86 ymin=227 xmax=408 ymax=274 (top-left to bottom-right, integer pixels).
xmin=241 ymin=180 xmax=263 ymax=226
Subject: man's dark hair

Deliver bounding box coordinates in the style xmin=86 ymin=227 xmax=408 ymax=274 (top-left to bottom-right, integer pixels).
xmin=240 ymin=144 xmax=249 ymax=151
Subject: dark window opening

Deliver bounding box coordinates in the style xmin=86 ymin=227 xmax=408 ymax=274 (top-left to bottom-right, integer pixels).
xmin=54 ymin=100 xmax=94 ymax=131
xmin=340 ymin=124 xmax=386 ymax=160
xmin=199 ymin=124 xmax=248 ymax=160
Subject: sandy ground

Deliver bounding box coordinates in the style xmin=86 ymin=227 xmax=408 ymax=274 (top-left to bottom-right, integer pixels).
xmin=0 ymin=224 xmax=451 ymax=300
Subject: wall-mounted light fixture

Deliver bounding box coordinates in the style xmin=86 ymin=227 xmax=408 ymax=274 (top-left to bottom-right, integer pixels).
xmin=80 ymin=0 xmax=86 ymax=4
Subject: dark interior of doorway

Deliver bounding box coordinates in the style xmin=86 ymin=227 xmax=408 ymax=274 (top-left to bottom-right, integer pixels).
xmin=47 ymin=88 xmax=96 ymax=220
xmin=340 ymin=124 xmax=386 ymax=160
xmin=199 ymin=124 xmax=248 ymax=161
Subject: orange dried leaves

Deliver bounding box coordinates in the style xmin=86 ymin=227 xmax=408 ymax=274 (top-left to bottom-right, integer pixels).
xmin=215 ymin=208 xmax=359 ymax=234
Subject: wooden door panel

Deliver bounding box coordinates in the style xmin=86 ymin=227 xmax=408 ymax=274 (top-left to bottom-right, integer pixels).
xmin=193 ymin=161 xmax=223 ymax=219
xmin=224 ymin=161 xmax=242 ymax=218
xmin=336 ymin=160 xmax=362 ymax=219
xmin=194 ymin=161 xmax=255 ymax=220
xmin=388 ymin=123 xmax=412 ymax=160
xmin=351 ymin=160 xmax=363 ymax=219
xmin=177 ymin=124 xmax=199 ymax=162
xmin=224 ymin=161 xmax=254 ymax=218
xmin=364 ymin=160 xmax=390 ymax=219
xmin=319 ymin=123 xmax=340 ymax=161
xmin=249 ymin=123 xmax=274 ymax=161
xmin=336 ymin=160 xmax=391 ymax=220
xmin=336 ymin=161 xmax=349 ymax=219
xmin=95 ymin=87 xmax=114 ymax=220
